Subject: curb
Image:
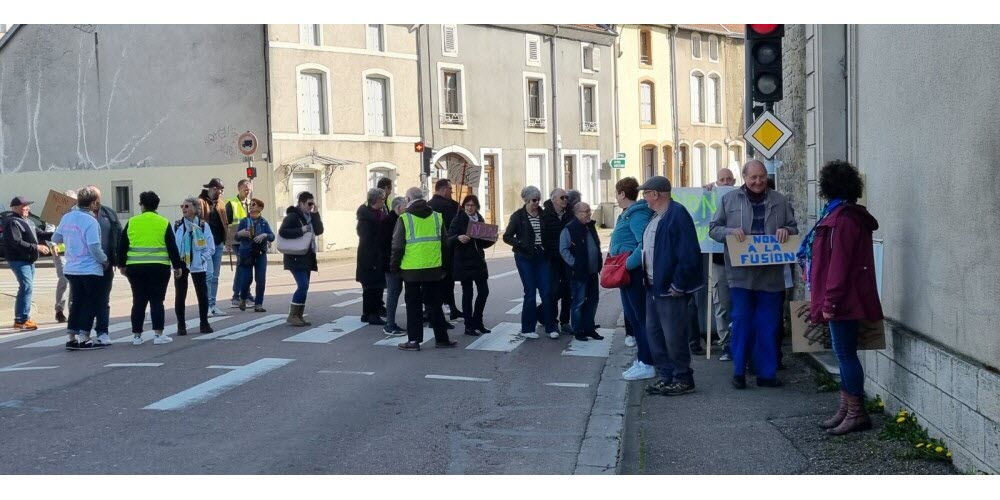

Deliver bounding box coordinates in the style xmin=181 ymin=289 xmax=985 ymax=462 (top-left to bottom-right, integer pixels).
xmin=574 ymin=313 xmax=630 ymax=475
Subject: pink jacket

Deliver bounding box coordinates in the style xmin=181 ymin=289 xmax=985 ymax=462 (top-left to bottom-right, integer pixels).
xmin=808 ymin=204 xmax=884 ymax=324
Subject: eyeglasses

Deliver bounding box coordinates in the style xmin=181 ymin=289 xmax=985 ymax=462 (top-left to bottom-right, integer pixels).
xmin=529 ymin=199 xmax=540 ymax=203
xmin=180 ymin=204 xmax=191 ymax=209
xmin=558 ymin=195 xmax=568 ymax=200
xmin=307 ymin=202 xmax=315 ymax=207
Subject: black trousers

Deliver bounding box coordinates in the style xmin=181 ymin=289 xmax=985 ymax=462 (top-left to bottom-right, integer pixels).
xmin=545 ymin=256 xmax=571 ymax=326
xmin=126 ymin=265 xmax=171 ymax=333
xmin=175 ymin=269 xmax=209 ymax=328
xmin=95 ymin=268 xmax=115 ymax=335
xmin=404 ymin=280 xmax=450 ymax=344
xmin=440 ymin=271 xmax=459 ymax=312
xmin=362 ymin=287 xmax=385 ymax=317
xmin=66 ymin=274 xmax=105 ymax=334
xmin=460 ymin=277 xmax=489 ymax=329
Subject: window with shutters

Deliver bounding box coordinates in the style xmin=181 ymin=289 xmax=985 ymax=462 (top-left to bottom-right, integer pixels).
xmin=525 ymin=76 xmax=546 ymax=129
xmin=709 ymin=144 xmax=722 ymax=173
xmin=709 ymin=74 xmax=722 ymax=124
xmin=581 ymin=82 xmax=598 ymax=133
xmin=693 ymin=144 xmax=706 ymax=184
xmin=640 ymin=81 xmax=654 ymax=125
xmin=729 ymin=145 xmax=742 ymax=170
xmin=440 ymin=66 xmax=465 ymax=127
xmin=365 ymin=76 xmax=390 ymax=136
xmin=642 ymin=146 xmax=656 ymax=180
xmin=691 ymin=72 xmax=705 ymax=123
xmin=442 ymin=24 xmax=458 ymax=56
xmin=709 ymin=35 xmax=720 ymax=61
xmin=298 ymin=70 xmax=327 ymax=135
xmin=526 ymin=34 xmax=541 ymax=66
xmin=691 ymin=33 xmax=702 ymax=59
xmin=367 ymin=164 xmax=396 ymax=189
xmin=639 ymin=29 xmax=652 ymax=65
xmin=367 ymin=24 xmax=385 ymax=52
xmin=300 ymin=24 xmax=320 ymax=46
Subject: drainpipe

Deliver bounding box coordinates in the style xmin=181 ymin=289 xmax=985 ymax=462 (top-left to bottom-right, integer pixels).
xmin=612 ymin=27 xmax=621 ymax=187
xmin=669 ymin=25 xmax=681 ymax=183
xmin=262 ymin=24 xmax=278 ymax=221
xmin=415 ymin=24 xmax=428 ymax=193
xmin=550 ymin=25 xmax=560 ymax=193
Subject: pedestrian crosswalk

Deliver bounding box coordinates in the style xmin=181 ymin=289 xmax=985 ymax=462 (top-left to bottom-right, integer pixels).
xmin=1 ymin=312 xmax=618 ymax=358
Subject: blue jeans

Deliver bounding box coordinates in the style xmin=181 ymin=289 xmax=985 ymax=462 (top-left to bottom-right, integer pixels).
xmin=514 ymin=252 xmax=555 ymax=334
xmin=236 ymin=254 xmax=267 ymax=305
xmin=385 ymin=272 xmax=403 ymax=330
xmin=620 ymin=268 xmax=653 ymax=364
xmin=8 ymin=260 xmax=34 ymax=322
xmin=570 ymin=274 xmax=599 ymax=334
xmin=729 ymin=287 xmax=785 ymax=379
xmin=645 ymin=293 xmax=693 ymax=384
xmin=207 ymin=243 xmax=224 ymax=308
xmin=830 ymin=320 xmax=865 ymax=396
xmin=290 ymin=269 xmax=311 ymax=305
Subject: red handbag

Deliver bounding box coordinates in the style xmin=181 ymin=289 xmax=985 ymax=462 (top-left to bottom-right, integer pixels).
xmin=600 ymin=252 xmax=631 ymax=289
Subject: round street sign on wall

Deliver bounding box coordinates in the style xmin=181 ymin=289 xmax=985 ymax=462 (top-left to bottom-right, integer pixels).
xmin=237 ymin=131 xmax=258 ymax=156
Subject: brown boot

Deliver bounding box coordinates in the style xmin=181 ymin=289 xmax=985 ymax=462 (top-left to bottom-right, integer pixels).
xmin=820 ymin=390 xmax=849 ymax=429
xmin=827 ymin=394 xmax=872 ymax=435
xmin=286 ymin=304 xmax=310 ymax=327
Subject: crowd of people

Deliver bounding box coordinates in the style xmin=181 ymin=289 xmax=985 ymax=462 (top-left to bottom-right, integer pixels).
xmin=3 ymin=160 xmax=882 ymax=435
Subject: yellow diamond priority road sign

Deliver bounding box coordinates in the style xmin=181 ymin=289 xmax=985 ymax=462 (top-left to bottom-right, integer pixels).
xmin=743 ymin=110 xmax=793 ymax=159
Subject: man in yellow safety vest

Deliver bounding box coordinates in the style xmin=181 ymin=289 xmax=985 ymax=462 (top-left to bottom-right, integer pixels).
xmin=389 ymin=187 xmax=457 ymax=351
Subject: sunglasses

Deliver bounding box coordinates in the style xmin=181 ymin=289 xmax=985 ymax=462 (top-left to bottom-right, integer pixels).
xmin=558 ymin=195 xmax=568 ymax=200
xmin=529 ymin=199 xmax=540 ymax=203
xmin=307 ymin=202 xmax=315 ymax=207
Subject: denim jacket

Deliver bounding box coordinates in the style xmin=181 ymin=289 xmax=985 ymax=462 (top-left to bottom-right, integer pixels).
xmin=235 ymin=216 xmax=275 ymax=257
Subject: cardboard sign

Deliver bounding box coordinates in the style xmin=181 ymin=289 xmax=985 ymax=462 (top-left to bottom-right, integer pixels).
xmin=790 ymin=300 xmax=886 ymax=353
xmin=726 ymin=234 xmax=802 ymax=267
xmin=671 ymin=186 xmax=735 ymax=254
xmin=467 ymin=221 xmax=498 ymax=242
xmin=39 ymin=190 xmax=77 ymax=224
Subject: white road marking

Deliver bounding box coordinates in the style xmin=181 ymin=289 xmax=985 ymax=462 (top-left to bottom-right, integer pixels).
xmin=282 ymin=316 xmax=366 ymax=343
xmin=505 ymin=292 xmax=541 ymax=315
xmin=424 ymin=374 xmax=491 ymax=383
xmin=0 ymin=324 xmax=64 ymax=345
xmin=333 ymin=289 xmax=363 ymax=296
xmin=544 ymin=382 xmax=591 ymax=388
xmin=206 ymin=365 xmax=242 ymax=370
xmin=561 ymin=328 xmax=615 ymax=358
xmin=488 ymin=270 xmax=519 ymax=280
xmin=330 ymin=297 xmax=364 ymax=308
xmin=464 ymin=322 xmax=526 ymax=352
xmin=318 ymin=370 xmax=375 ymax=376
xmin=17 ymin=317 xmax=225 ymax=348
xmin=373 ymin=327 xmax=439 ymax=347
xmin=143 ymin=358 xmax=294 ymax=411
xmin=105 ymin=363 xmax=163 ymax=368
xmin=194 ymin=314 xmax=286 ymax=340
xmin=0 ymin=361 xmax=60 ymax=373
xmin=112 ymin=317 xmax=228 ymax=344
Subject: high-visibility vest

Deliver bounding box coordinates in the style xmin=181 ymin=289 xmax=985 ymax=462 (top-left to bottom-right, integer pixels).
xmin=400 ymin=212 xmax=443 ymax=270
xmin=227 ymin=196 xmax=249 ymax=223
xmin=126 ymin=211 xmax=171 ymax=266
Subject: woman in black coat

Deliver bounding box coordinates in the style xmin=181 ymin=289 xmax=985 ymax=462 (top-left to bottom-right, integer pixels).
xmin=278 ymin=191 xmax=324 ymax=327
xmin=356 ymin=188 xmax=387 ymax=325
xmin=448 ymin=195 xmax=494 ymax=336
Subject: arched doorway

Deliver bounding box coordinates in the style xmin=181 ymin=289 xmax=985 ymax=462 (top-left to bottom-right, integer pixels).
xmin=432 ymin=151 xmax=479 ymax=203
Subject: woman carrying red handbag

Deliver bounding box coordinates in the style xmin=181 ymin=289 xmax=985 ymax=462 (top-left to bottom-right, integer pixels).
xmin=608 ymin=177 xmax=655 ymax=381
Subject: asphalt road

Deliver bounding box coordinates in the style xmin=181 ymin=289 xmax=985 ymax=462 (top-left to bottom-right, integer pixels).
xmin=0 ymin=248 xmax=624 ymax=474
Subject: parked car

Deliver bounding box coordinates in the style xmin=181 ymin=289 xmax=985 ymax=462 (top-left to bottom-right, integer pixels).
xmin=0 ymin=211 xmax=54 ymax=261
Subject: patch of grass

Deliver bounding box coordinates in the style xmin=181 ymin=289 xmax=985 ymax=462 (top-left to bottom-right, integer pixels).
xmin=879 ymin=407 xmax=952 ymax=463
xmin=864 ymin=394 xmax=885 ymax=414
xmin=812 ymin=369 xmax=840 ymax=393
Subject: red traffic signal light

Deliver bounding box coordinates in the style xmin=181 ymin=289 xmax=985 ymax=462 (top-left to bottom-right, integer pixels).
xmin=246 ymin=166 xmax=257 ymax=179
xmin=414 ymin=141 xmax=426 ymax=153
xmin=748 ymin=24 xmax=780 ymax=36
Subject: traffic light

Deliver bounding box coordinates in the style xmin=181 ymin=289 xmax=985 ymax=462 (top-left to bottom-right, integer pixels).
xmin=422 ymin=148 xmax=434 ymax=175
xmin=246 ymin=165 xmax=257 ymax=179
xmin=746 ymin=24 xmax=784 ymax=103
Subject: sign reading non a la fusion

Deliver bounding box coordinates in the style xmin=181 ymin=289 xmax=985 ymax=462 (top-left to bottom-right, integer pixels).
xmin=726 ymin=234 xmax=802 ymax=267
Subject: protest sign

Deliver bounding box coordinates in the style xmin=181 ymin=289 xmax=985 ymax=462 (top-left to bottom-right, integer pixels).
xmin=40 ymin=190 xmax=77 ymax=224
xmin=671 ymin=186 xmax=734 ymax=254
xmin=467 ymin=221 xmax=498 ymax=242
xmin=726 ymin=234 xmax=802 ymax=267
xmin=790 ymin=301 xmax=886 ymax=353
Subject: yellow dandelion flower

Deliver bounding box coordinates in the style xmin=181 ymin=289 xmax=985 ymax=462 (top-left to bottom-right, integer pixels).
xmin=946 ymin=452 xmax=952 ymax=458
xmin=916 ymin=443 xmax=924 ymax=448
xmin=878 ymin=400 xmax=885 ymax=407
xmin=896 ymin=417 xmax=906 ymax=423
xmin=936 ymin=447 xmax=944 ymax=453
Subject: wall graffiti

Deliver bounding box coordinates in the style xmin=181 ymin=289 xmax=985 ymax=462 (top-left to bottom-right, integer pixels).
xmin=204 ymin=125 xmax=239 ymax=158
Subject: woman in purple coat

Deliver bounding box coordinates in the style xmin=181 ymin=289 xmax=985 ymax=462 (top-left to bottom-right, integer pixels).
xmin=798 ymin=160 xmax=884 ymax=436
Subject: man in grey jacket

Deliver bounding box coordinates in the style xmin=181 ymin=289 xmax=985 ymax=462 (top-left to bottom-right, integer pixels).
xmin=709 ymin=160 xmax=798 ymax=389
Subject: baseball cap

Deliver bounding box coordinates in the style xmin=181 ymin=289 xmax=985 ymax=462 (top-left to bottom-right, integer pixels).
xmin=638 ymin=176 xmax=672 ymax=192
xmin=203 ymin=178 xmax=225 ymax=189
xmin=9 ymin=196 xmax=33 ymax=208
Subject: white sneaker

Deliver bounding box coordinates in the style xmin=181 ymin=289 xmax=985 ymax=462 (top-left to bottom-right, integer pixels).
xmin=153 ymin=335 xmax=173 ymax=345
xmin=209 ymin=306 xmax=227 ymax=317
xmin=625 ymin=335 xmax=637 ymax=347
xmin=623 ymin=362 xmax=657 ymax=381
xmin=132 ymin=335 xmax=144 ymax=346
xmin=230 ymin=299 xmax=241 ymax=308
xmin=95 ymin=333 xmax=112 ymax=346
xmin=622 ymin=360 xmax=640 ymax=379
xmin=522 ymin=332 xmax=540 ymax=339
xmin=548 ymin=331 xmax=560 ymax=339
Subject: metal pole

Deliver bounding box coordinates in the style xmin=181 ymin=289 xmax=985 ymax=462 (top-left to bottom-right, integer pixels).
xmin=705 ymin=262 xmax=713 ymax=359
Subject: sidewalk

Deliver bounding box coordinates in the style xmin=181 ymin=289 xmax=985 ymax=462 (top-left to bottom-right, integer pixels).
xmin=620 ymin=347 xmax=959 ymax=474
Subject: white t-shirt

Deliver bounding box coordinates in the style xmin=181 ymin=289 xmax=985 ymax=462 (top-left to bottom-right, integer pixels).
xmin=55 ymin=209 xmax=104 ymax=276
